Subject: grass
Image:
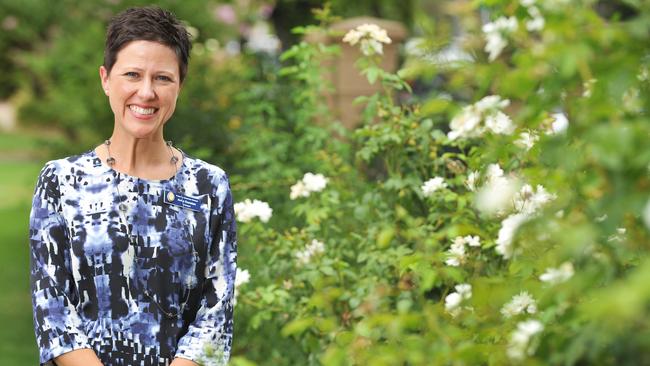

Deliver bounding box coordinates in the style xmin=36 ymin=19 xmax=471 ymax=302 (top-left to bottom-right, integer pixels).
xmin=0 ymin=130 xmax=48 ymax=363
xmin=0 ymin=161 xmax=43 ymax=210
xmin=0 ymin=161 xmax=42 ymax=365
xmin=0 ymin=131 xmax=41 ymax=152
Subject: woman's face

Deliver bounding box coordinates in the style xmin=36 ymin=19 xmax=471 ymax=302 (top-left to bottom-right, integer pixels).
xmin=100 ymin=40 xmax=181 ymax=140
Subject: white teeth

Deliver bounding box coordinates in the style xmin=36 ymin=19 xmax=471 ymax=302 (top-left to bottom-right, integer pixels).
xmin=129 ymin=105 xmax=156 ymax=115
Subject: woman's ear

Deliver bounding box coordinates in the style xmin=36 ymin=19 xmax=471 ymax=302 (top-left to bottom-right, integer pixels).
xmin=99 ymin=65 xmax=110 ymax=95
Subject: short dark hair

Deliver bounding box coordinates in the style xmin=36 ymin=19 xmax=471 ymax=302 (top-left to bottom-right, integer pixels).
xmin=104 ymin=6 xmax=192 ymax=82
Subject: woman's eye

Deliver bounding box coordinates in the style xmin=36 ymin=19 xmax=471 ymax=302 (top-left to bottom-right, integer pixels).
xmin=156 ymin=75 xmax=173 ymax=82
xmin=124 ymin=72 xmax=138 ymax=78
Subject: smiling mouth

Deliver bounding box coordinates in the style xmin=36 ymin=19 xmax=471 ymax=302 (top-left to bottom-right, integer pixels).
xmin=129 ymin=105 xmax=158 ymax=115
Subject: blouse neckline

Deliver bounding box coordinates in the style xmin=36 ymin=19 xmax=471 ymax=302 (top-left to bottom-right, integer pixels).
xmin=87 ymin=148 xmax=189 ymax=184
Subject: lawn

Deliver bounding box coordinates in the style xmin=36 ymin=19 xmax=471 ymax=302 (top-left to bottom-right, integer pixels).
xmin=0 ymin=201 xmax=40 ymax=365
xmin=0 ymin=132 xmax=42 ymax=153
xmin=0 ymin=131 xmax=47 ymax=364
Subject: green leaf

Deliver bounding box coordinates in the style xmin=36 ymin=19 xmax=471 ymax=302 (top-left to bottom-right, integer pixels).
xmin=365 ymin=67 xmax=379 ymax=84
xmin=376 ymin=227 xmax=396 ymax=249
xmin=320 ymin=266 xmax=337 ymax=276
xmin=281 ymin=317 xmax=315 ymax=337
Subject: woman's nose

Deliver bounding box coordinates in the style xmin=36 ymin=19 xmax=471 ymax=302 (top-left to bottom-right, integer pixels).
xmin=137 ymin=79 xmax=156 ymax=99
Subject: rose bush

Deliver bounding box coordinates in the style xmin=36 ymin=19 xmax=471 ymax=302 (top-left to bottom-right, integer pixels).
xmin=227 ymin=1 xmax=650 ymax=365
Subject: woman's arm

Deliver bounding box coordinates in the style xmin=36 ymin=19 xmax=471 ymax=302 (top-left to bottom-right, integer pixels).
xmin=53 ymin=349 xmax=104 ymax=366
xmin=174 ymin=172 xmax=237 ymax=365
xmin=30 ymin=162 xmax=94 ymax=365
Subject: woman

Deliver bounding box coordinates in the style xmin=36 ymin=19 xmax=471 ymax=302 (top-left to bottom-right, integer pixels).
xmin=29 ymin=7 xmax=237 ymax=366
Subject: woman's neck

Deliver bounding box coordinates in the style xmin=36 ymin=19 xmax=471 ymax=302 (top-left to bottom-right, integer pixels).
xmin=95 ymin=132 xmax=182 ymax=180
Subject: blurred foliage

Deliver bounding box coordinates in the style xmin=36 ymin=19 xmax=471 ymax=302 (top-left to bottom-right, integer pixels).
xmin=0 ymin=0 xmax=59 ymax=99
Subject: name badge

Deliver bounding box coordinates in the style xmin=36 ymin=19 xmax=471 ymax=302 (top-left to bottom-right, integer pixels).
xmin=164 ymin=190 xmax=203 ymax=211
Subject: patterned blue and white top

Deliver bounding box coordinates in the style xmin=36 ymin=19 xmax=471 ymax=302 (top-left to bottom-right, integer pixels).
xmin=29 ymin=150 xmax=237 ymax=366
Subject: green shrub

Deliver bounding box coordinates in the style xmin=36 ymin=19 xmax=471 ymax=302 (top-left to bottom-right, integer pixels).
xmin=228 ymin=1 xmax=650 ymax=365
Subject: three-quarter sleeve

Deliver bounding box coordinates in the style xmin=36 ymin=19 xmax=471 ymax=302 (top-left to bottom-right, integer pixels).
xmin=175 ymin=173 xmax=238 ymax=364
xmin=30 ymin=162 xmax=91 ymax=365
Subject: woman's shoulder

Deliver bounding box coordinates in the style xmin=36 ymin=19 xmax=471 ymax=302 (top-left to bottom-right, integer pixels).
xmin=34 ymin=151 xmax=98 ymax=199
xmin=38 ymin=150 xmax=102 ymax=178
xmin=183 ymin=154 xmax=229 ymax=182
xmin=182 ymin=154 xmax=232 ymax=199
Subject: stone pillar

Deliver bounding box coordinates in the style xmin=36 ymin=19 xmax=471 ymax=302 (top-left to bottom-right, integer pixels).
xmin=0 ymin=101 xmax=16 ymax=131
xmin=307 ymin=17 xmax=407 ymax=129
